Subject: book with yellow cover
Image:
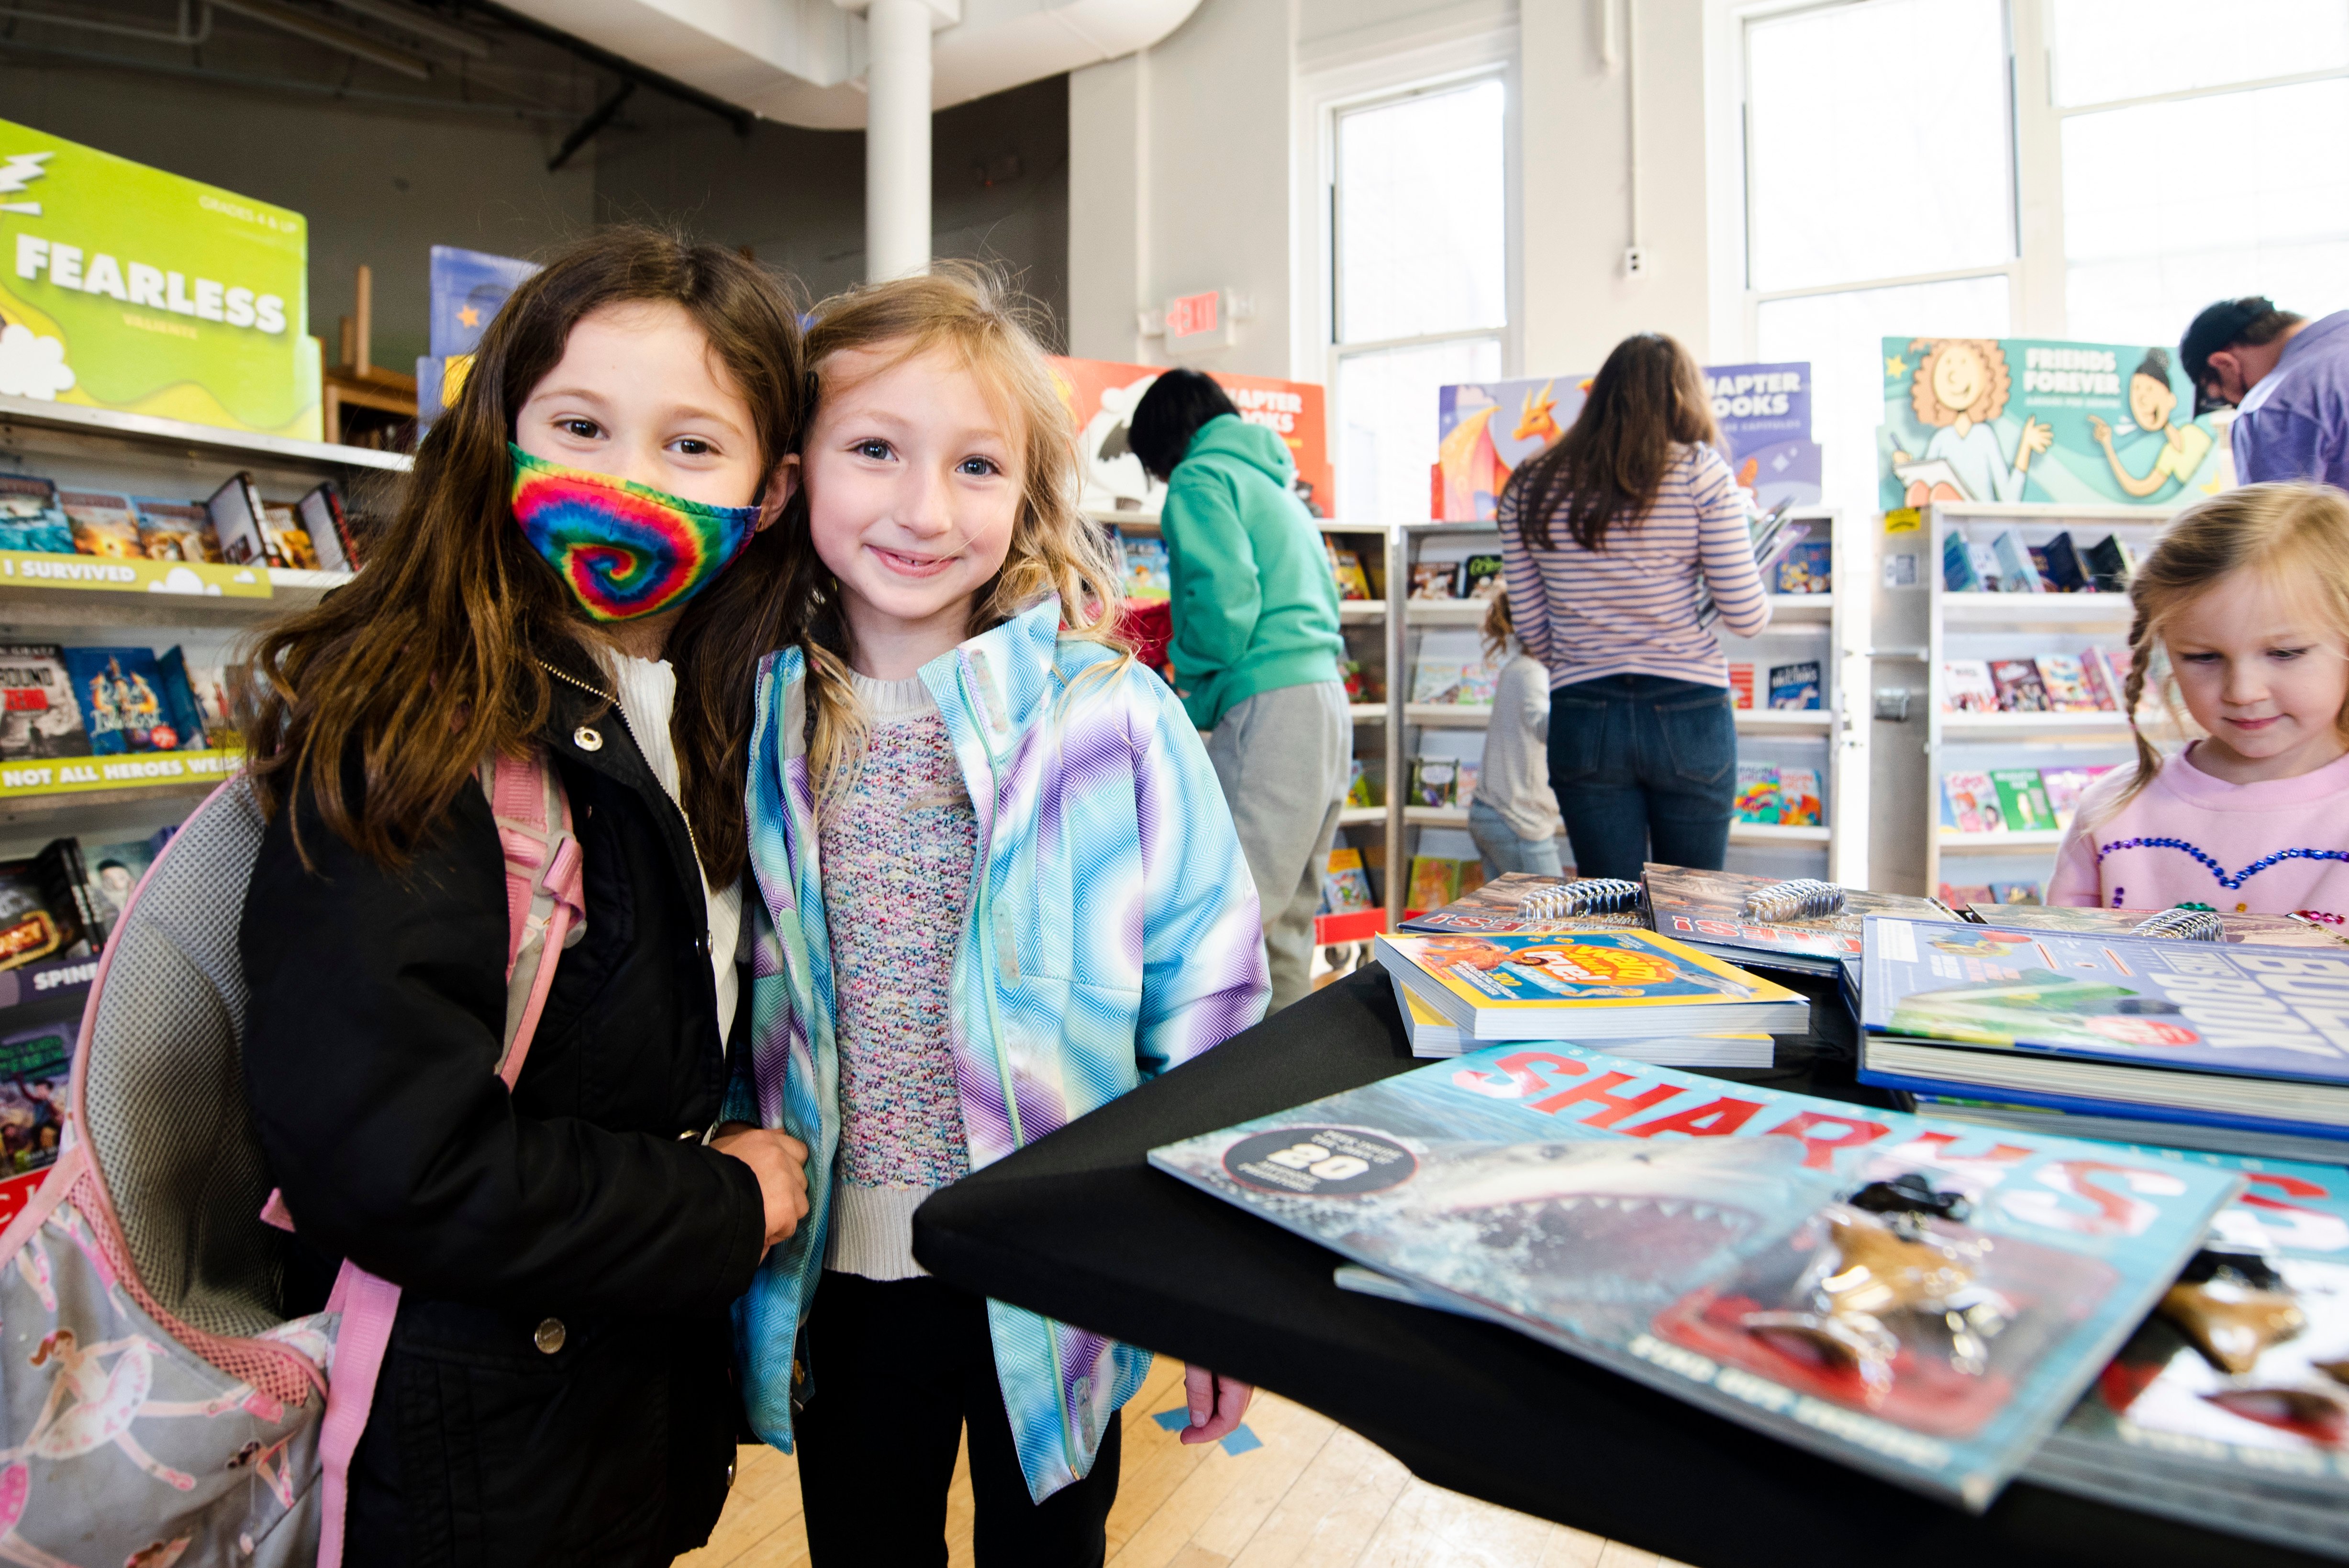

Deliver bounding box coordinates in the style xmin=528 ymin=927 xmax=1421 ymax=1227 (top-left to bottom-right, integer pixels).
xmin=1394 ymin=978 xmax=1775 ymax=1065
xmin=1372 ymin=927 xmax=1810 ymax=1040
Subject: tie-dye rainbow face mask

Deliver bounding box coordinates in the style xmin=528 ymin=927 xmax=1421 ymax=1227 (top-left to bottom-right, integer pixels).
xmin=508 ymin=445 xmax=761 ymax=622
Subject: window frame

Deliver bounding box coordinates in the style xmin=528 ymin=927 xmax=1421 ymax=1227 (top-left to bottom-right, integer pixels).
xmin=1298 ymin=29 xmax=1521 ymax=521
xmin=1709 ymin=0 xmax=2349 ymax=356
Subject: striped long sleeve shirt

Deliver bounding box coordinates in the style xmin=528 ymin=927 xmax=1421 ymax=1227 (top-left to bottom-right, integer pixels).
xmin=1498 ymin=443 xmax=1769 ymax=691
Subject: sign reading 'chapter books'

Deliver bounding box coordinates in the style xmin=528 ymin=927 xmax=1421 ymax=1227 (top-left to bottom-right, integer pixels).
xmin=0 ymin=117 xmax=318 ymax=440
xmin=1050 ymin=356 xmax=1333 ymax=519
xmin=1878 ymin=337 xmax=2227 ymax=512
xmin=1436 ymin=363 xmax=1820 ymax=522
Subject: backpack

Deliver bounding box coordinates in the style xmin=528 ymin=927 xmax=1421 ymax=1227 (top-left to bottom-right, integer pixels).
xmin=0 ymin=752 xmax=582 ymax=1566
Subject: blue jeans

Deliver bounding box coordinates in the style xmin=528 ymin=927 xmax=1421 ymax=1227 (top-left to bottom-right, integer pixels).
xmin=1467 ymin=798 xmax=1564 ymax=881
xmin=1546 ymin=674 xmax=1737 ymax=881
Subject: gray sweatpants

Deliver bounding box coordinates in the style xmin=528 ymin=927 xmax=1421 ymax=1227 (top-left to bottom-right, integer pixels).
xmin=1204 ymin=679 xmax=1352 ymax=1014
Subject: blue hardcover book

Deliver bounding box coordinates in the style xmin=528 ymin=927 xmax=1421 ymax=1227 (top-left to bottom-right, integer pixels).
xmin=428 ymin=245 xmax=539 ymax=359
xmin=1773 ymin=540 xmax=1832 ymax=594
xmin=1861 ymin=917 xmax=2349 ymax=1134
xmin=1148 ymin=1045 xmax=2236 ymax=1509
xmin=57 ymin=647 xmax=208 ymax=757
xmin=2030 ymin=1150 xmax=2349 ymax=1556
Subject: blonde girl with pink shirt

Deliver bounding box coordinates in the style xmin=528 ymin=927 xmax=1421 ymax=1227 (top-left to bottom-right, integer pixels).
xmin=2048 ymin=483 xmax=2349 ymax=924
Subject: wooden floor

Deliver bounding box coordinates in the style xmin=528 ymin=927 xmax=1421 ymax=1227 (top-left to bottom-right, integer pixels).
xmin=678 ymin=1357 xmax=1685 ymax=1568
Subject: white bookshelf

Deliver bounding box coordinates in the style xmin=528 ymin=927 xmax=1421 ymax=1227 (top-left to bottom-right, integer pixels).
xmin=1922 ymin=500 xmax=2176 ymax=896
xmin=1384 ymin=508 xmax=1870 ymax=914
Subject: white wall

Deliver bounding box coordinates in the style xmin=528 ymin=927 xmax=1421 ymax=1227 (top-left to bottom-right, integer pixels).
xmin=1520 ymin=0 xmax=1713 ymax=375
xmin=1067 ymin=0 xmax=1297 ymax=374
xmin=1069 ymin=0 xmax=1718 ymax=380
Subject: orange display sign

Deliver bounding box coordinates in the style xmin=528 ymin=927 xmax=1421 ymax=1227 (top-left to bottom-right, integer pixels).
xmin=1048 ymin=356 xmax=1334 ymax=518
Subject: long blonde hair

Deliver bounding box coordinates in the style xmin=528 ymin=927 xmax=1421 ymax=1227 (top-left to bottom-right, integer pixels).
xmin=776 ymin=264 xmax=1126 ymax=797
xmin=2111 ymin=481 xmax=2349 ymax=813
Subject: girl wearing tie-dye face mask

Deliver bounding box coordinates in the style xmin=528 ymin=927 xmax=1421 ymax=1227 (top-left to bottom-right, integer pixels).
xmin=235 ymin=227 xmax=812 ymax=1565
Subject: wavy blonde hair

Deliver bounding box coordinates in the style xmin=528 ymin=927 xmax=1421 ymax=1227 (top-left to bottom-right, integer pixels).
xmin=1909 ymin=338 xmax=2012 ymax=428
xmin=2105 ymin=482 xmax=2349 ymax=817
xmin=775 ymin=264 xmax=1126 ymax=798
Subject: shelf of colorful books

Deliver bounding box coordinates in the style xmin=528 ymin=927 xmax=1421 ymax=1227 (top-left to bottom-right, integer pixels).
xmin=1730 ymin=822 xmax=1831 ymax=845
xmin=1402 ymin=703 xmax=1492 ymax=728
xmin=1938 ymin=828 xmax=2068 ymax=853
xmin=1733 ymin=708 xmax=1832 ymax=733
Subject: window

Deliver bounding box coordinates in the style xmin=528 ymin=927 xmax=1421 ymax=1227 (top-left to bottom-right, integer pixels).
xmin=2053 ymin=0 xmax=2349 ymax=347
xmin=1329 ymin=76 xmax=1509 ymax=522
xmin=1728 ymin=0 xmax=2349 ymax=518
xmin=1739 ymin=0 xmax=2016 ymax=518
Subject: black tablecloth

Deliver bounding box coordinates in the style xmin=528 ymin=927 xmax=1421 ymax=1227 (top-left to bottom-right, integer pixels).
xmin=913 ymin=964 xmax=2331 ymax=1568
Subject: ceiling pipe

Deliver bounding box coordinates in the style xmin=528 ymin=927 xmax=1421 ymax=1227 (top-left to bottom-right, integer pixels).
xmin=863 ymin=0 xmax=937 ymax=280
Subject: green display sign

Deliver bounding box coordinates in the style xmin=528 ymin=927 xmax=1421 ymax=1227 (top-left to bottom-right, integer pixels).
xmin=0 ymin=118 xmax=318 ymax=440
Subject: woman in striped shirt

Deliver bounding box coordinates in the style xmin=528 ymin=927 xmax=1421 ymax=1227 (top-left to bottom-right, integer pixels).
xmin=1498 ymin=333 xmax=1769 ymax=880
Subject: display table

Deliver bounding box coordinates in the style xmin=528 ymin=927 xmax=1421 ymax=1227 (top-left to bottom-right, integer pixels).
xmin=913 ymin=964 xmax=2330 ymax=1568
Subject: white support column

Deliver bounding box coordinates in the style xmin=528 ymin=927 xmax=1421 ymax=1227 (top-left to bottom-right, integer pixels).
xmin=865 ymin=0 xmax=934 ymax=281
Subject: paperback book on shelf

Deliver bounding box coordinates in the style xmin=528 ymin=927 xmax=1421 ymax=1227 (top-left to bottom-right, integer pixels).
xmin=1728 ymin=663 xmax=1755 ymax=710
xmin=1940 ymin=771 xmax=2004 ymax=834
xmin=1733 ymin=764 xmax=1781 ymax=823
xmin=203 ymin=473 xmax=276 ymax=569
xmin=0 ymin=645 xmax=89 ymax=762
xmin=1643 ymin=863 xmax=1959 ymax=977
xmin=1767 ymin=661 xmax=1821 ymax=711
xmin=1409 ymin=662 xmax=1467 ymax=705
xmin=1147 ymin=1045 xmax=2237 ymax=1509
xmin=1990 ymin=529 xmax=2045 ymax=594
xmin=1940 ymin=661 xmax=1997 ymax=714
xmin=1326 ymin=540 xmax=1373 ymax=601
xmin=2084 ymin=534 xmax=2135 ymax=593
xmin=1405 ymin=856 xmax=1475 ymax=912
xmin=1372 ymin=928 xmax=1810 ymax=1040
xmin=2028 ymin=1151 xmax=2349 ymax=1558
xmin=1346 ymin=759 xmax=1384 ymax=808
xmin=1409 ymin=756 xmax=1458 ymax=807
xmin=1941 ymin=531 xmax=1983 ymax=593
xmin=1989 ymin=659 xmax=2049 ymax=713
xmin=1988 ymin=769 xmax=2057 ymax=833
xmin=0 ymin=841 xmax=92 ymax=973
xmin=1987 ymin=881 xmax=2042 ymax=905
xmin=1392 ymin=977 xmax=1773 ymax=1066
xmin=1858 ymin=915 xmax=2349 ymax=1139
xmin=129 ymin=499 xmax=219 ymax=564
xmin=2034 ymin=655 xmax=2100 ymax=712
xmin=80 ymin=827 xmax=172 ymax=945
xmin=2040 ymin=532 xmax=2091 ymax=593
xmin=0 ymin=476 xmax=72 ymax=555
xmin=0 ymin=956 xmax=100 ymax=1226
xmin=59 ymin=490 xmax=142 ymax=560
xmin=2039 ymin=765 xmax=2116 ymax=827
xmin=1773 ymin=540 xmax=1830 ymax=594
xmin=1409 ymin=561 xmax=1460 ymax=600
xmin=1461 ymin=553 xmax=1505 ymax=600
xmin=297 ymin=480 xmax=358 ymax=572
xmin=1394 ymin=873 xmax=1644 ymax=936
xmin=1318 ymin=847 xmax=1376 ymax=916
xmin=1776 ymin=766 xmax=1822 ymax=828
xmin=59 ymin=648 xmax=210 ymax=757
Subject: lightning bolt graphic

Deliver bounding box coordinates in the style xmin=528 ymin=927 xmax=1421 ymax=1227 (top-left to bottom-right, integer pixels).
xmin=0 ymin=152 xmax=52 ymax=216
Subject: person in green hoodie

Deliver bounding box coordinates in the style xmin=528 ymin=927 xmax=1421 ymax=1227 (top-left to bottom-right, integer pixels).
xmin=1130 ymin=368 xmax=1349 ymax=1012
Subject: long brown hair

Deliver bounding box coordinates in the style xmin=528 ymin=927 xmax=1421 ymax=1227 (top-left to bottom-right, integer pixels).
xmin=769 ymin=264 xmax=1125 ymax=800
xmin=1503 ymin=333 xmax=1720 ymax=553
xmin=2102 ymin=482 xmax=2349 ymax=819
xmin=245 ymin=226 xmax=807 ymax=882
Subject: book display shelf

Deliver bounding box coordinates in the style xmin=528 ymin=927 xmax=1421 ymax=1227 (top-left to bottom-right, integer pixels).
xmin=0 ymin=392 xmax=401 ymax=842
xmin=1924 ymin=500 xmax=2175 ymax=901
xmin=1386 ymin=509 xmax=1870 ymax=920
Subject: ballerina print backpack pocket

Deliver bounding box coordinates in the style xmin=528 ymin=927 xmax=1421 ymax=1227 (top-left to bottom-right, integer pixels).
xmin=0 ymin=755 xmax=580 ymax=1568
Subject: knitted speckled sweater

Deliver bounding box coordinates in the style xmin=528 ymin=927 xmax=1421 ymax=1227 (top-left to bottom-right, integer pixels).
xmin=817 ymin=669 xmax=977 ymax=1279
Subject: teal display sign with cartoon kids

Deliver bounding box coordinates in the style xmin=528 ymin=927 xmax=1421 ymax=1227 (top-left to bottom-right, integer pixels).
xmin=1878 ymin=337 xmax=2227 ymax=512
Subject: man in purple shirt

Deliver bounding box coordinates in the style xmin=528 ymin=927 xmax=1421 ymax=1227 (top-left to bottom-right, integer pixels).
xmin=2181 ymin=296 xmax=2349 ymax=490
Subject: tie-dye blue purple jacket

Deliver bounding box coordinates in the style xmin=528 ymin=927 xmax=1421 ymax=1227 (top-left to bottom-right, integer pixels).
xmin=729 ymin=596 xmax=1270 ymax=1501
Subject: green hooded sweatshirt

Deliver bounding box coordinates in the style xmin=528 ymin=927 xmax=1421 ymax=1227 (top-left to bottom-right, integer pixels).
xmin=1159 ymin=413 xmax=1345 ymax=730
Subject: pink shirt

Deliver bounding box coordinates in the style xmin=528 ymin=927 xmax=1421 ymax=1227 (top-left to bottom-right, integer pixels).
xmin=2048 ymin=744 xmax=2349 ymax=925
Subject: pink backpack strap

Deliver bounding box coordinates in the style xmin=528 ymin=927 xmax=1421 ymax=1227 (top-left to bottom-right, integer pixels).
xmin=309 ymin=746 xmax=582 ymax=1568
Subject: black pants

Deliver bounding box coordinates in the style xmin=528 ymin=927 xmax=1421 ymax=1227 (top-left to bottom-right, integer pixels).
xmin=796 ymin=1271 xmax=1123 ymax=1568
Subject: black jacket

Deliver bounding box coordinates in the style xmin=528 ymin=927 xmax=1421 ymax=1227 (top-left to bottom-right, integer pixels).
xmin=241 ymin=671 xmax=766 ymax=1566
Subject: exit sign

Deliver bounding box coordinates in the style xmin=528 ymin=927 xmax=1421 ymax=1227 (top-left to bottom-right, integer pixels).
xmin=1164 ymin=289 xmax=1231 ymax=350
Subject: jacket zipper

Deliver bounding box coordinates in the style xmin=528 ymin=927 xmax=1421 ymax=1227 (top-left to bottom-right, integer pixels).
xmin=536 ymin=658 xmax=712 ymax=877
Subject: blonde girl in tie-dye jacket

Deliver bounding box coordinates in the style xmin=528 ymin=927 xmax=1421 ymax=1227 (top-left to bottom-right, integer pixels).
xmin=722 ymin=267 xmax=1269 ymax=1560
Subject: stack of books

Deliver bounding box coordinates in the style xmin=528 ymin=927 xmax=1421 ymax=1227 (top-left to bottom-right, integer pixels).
xmin=1858 ymin=914 xmax=2349 ymax=1162
xmin=1373 ymin=927 xmax=1811 ymax=1045
xmin=1642 ymin=864 xmax=1959 ymax=979
xmin=1939 ymin=652 xmax=2131 ymax=716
